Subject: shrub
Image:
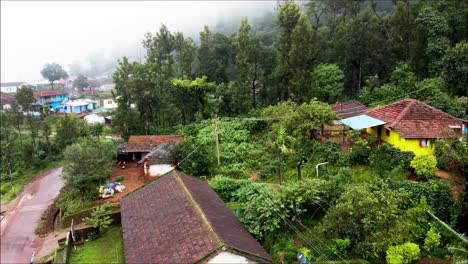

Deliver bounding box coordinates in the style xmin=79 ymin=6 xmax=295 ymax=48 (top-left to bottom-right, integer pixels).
xmin=83 ymin=204 xmax=113 ymax=234
xmin=332 ymin=238 xmax=351 ymax=257
xmin=410 ymin=155 xmax=437 ymax=180
xmin=386 ymin=242 xmax=420 ymax=264
xmin=424 ymin=226 xmax=441 ymax=256
xmin=391 ymin=180 xmax=459 ymax=225
xmin=349 ymin=138 xmax=373 ymax=164
xmin=209 ymin=176 xmax=252 ymax=202
xmin=115 ymin=175 xmax=124 ymax=182
xmin=369 ymin=144 xmax=415 ymax=175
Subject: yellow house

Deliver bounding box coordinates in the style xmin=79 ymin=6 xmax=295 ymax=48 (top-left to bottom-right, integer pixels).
xmin=365 ymin=99 xmax=466 ymax=156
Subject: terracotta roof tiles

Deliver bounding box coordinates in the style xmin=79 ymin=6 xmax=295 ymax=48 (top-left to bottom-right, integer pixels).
xmin=120 ymin=170 xmax=272 ymax=263
xmin=366 ymin=99 xmax=465 ymax=139
xmin=331 ymin=101 xmax=369 ymax=119
xmin=33 ymin=89 xmax=68 ymax=98
xmin=125 ymin=135 xmax=184 ymax=153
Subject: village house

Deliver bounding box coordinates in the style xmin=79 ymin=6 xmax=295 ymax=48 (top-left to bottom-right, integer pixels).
xmin=341 ymin=99 xmax=466 ymax=155
xmin=137 ymin=143 xmax=178 ymax=177
xmin=56 ymin=99 xmax=97 ymax=114
xmin=120 ymin=170 xmax=273 ymax=264
xmin=122 ymin=135 xmax=184 ymax=160
xmin=101 ymin=97 xmax=118 ymax=109
xmin=33 ymin=89 xmax=69 ymax=111
xmin=1 ymin=82 xmax=31 ymax=93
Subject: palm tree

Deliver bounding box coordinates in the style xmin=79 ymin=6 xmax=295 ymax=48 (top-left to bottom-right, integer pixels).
xmin=271 ymin=126 xmax=295 ymax=185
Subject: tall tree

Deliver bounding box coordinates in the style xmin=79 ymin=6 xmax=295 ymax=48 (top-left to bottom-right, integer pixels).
xmin=289 ymin=13 xmax=317 ymax=101
xmin=73 ymin=75 xmax=89 ymax=91
xmin=15 ymin=85 xmax=34 ymax=112
xmin=236 ymin=18 xmax=261 ymax=109
xmin=40 ymin=63 xmax=68 ymax=89
xmin=173 ymin=32 xmax=197 ymax=79
xmin=275 ymin=2 xmax=301 ymax=101
xmin=414 ymin=5 xmax=450 ymax=76
xmin=441 ymin=41 xmax=468 ymax=97
xmin=311 ymin=63 xmax=344 ymax=103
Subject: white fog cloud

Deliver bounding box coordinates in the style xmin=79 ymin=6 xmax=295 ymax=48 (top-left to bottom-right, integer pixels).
xmin=1 ymin=1 xmax=276 ymax=83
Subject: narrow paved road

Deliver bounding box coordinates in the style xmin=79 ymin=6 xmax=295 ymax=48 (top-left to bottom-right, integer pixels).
xmin=1 ymin=167 xmax=64 ymax=264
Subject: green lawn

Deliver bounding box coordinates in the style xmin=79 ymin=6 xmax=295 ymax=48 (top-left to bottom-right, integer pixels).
xmin=68 ymin=226 xmax=125 ymax=264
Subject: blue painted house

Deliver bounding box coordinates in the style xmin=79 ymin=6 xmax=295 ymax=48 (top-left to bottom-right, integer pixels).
xmin=33 ymin=90 xmax=68 ymax=111
xmin=57 ymin=99 xmax=97 ymax=114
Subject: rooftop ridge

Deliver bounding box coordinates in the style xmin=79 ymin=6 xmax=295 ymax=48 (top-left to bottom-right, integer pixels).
xmin=389 ymin=99 xmax=416 ymax=128
xmin=173 ymin=171 xmax=224 ymax=256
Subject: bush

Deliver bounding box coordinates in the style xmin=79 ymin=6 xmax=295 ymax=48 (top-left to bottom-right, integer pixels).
xmin=410 ymin=155 xmax=437 ymax=180
xmin=83 ymin=204 xmax=113 ymax=234
xmin=424 ymin=226 xmax=441 ymax=256
xmin=209 ymin=176 xmax=252 ymax=202
xmin=386 ymin=242 xmax=420 ymax=264
xmin=332 ymin=238 xmax=351 ymax=257
xmin=115 ymin=175 xmax=124 ymax=182
xmin=393 ymin=180 xmax=459 ymax=225
xmin=369 ymin=145 xmax=415 ymax=175
xmin=349 ymin=138 xmax=374 ymax=165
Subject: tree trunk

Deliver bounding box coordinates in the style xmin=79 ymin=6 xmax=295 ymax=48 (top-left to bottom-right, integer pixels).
xmin=278 ymin=153 xmax=283 ymax=185
xmin=297 ymin=159 xmax=302 ymax=181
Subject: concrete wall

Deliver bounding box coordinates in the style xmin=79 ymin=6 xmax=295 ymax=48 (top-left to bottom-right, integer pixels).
xmin=208 ymin=251 xmax=256 ymax=264
xmin=367 ymin=126 xmax=434 ymax=156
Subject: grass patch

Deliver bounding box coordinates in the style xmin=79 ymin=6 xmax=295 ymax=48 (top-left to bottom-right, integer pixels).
xmin=68 ymin=226 xmax=124 ymax=264
xmin=1 ymin=160 xmax=64 ymax=203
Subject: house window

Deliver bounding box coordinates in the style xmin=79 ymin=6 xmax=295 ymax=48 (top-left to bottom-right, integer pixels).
xmin=108 ymin=100 xmax=112 ymax=104
xmin=385 ymin=129 xmax=390 ymax=137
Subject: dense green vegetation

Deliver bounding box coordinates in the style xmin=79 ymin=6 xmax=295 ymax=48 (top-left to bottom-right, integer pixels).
xmin=1 ymin=0 xmax=467 ymax=263
xmin=112 ymin=0 xmax=467 ymax=137
xmin=0 ymin=91 xmax=114 ymax=202
xmin=106 ymin=2 xmax=468 ymax=257
xmin=174 ymin=117 xmax=464 ymax=262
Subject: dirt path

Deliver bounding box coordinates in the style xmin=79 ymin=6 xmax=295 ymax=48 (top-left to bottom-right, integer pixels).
xmin=0 ymin=167 xmax=64 ymax=264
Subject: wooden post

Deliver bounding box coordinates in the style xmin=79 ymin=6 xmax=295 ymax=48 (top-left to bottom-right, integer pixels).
xmin=215 ymin=116 xmax=220 ymax=166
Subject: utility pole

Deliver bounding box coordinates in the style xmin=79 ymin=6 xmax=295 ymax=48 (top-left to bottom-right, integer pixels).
xmin=214 ymin=116 xmax=220 ymax=166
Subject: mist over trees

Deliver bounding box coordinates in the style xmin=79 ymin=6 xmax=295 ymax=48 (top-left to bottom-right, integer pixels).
xmin=112 ymin=0 xmax=467 ymax=136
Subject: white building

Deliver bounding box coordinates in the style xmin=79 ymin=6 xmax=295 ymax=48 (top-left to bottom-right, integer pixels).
xmin=84 ymin=113 xmax=105 ymax=124
xmin=101 ymin=98 xmax=118 ymax=109
xmin=0 ymin=82 xmax=29 ymax=93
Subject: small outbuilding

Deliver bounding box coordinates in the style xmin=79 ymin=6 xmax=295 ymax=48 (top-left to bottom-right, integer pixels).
xmin=84 ymin=113 xmax=105 ymax=124
xmin=123 ymin=135 xmax=184 ymax=160
xmin=121 ymin=170 xmax=273 ymax=263
xmin=138 ymin=143 xmax=176 ymax=177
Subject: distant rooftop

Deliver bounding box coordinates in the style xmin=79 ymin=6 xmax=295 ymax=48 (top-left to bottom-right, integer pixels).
xmin=1 ymin=82 xmax=28 ymax=87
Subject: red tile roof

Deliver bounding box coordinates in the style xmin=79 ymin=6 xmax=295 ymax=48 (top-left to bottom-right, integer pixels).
xmin=121 ymin=170 xmax=272 ymax=263
xmin=125 ymin=135 xmax=184 ymax=152
xmin=33 ymin=89 xmax=68 ymax=98
xmin=331 ymin=101 xmax=369 ymax=119
xmin=366 ymin=99 xmax=465 ymax=139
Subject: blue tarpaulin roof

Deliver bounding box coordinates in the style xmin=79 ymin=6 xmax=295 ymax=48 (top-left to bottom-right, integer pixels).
xmin=340 ymin=114 xmax=386 ymax=130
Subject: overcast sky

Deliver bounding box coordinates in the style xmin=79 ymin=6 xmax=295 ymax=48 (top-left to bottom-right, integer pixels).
xmin=1 ymin=1 xmax=276 ymax=83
